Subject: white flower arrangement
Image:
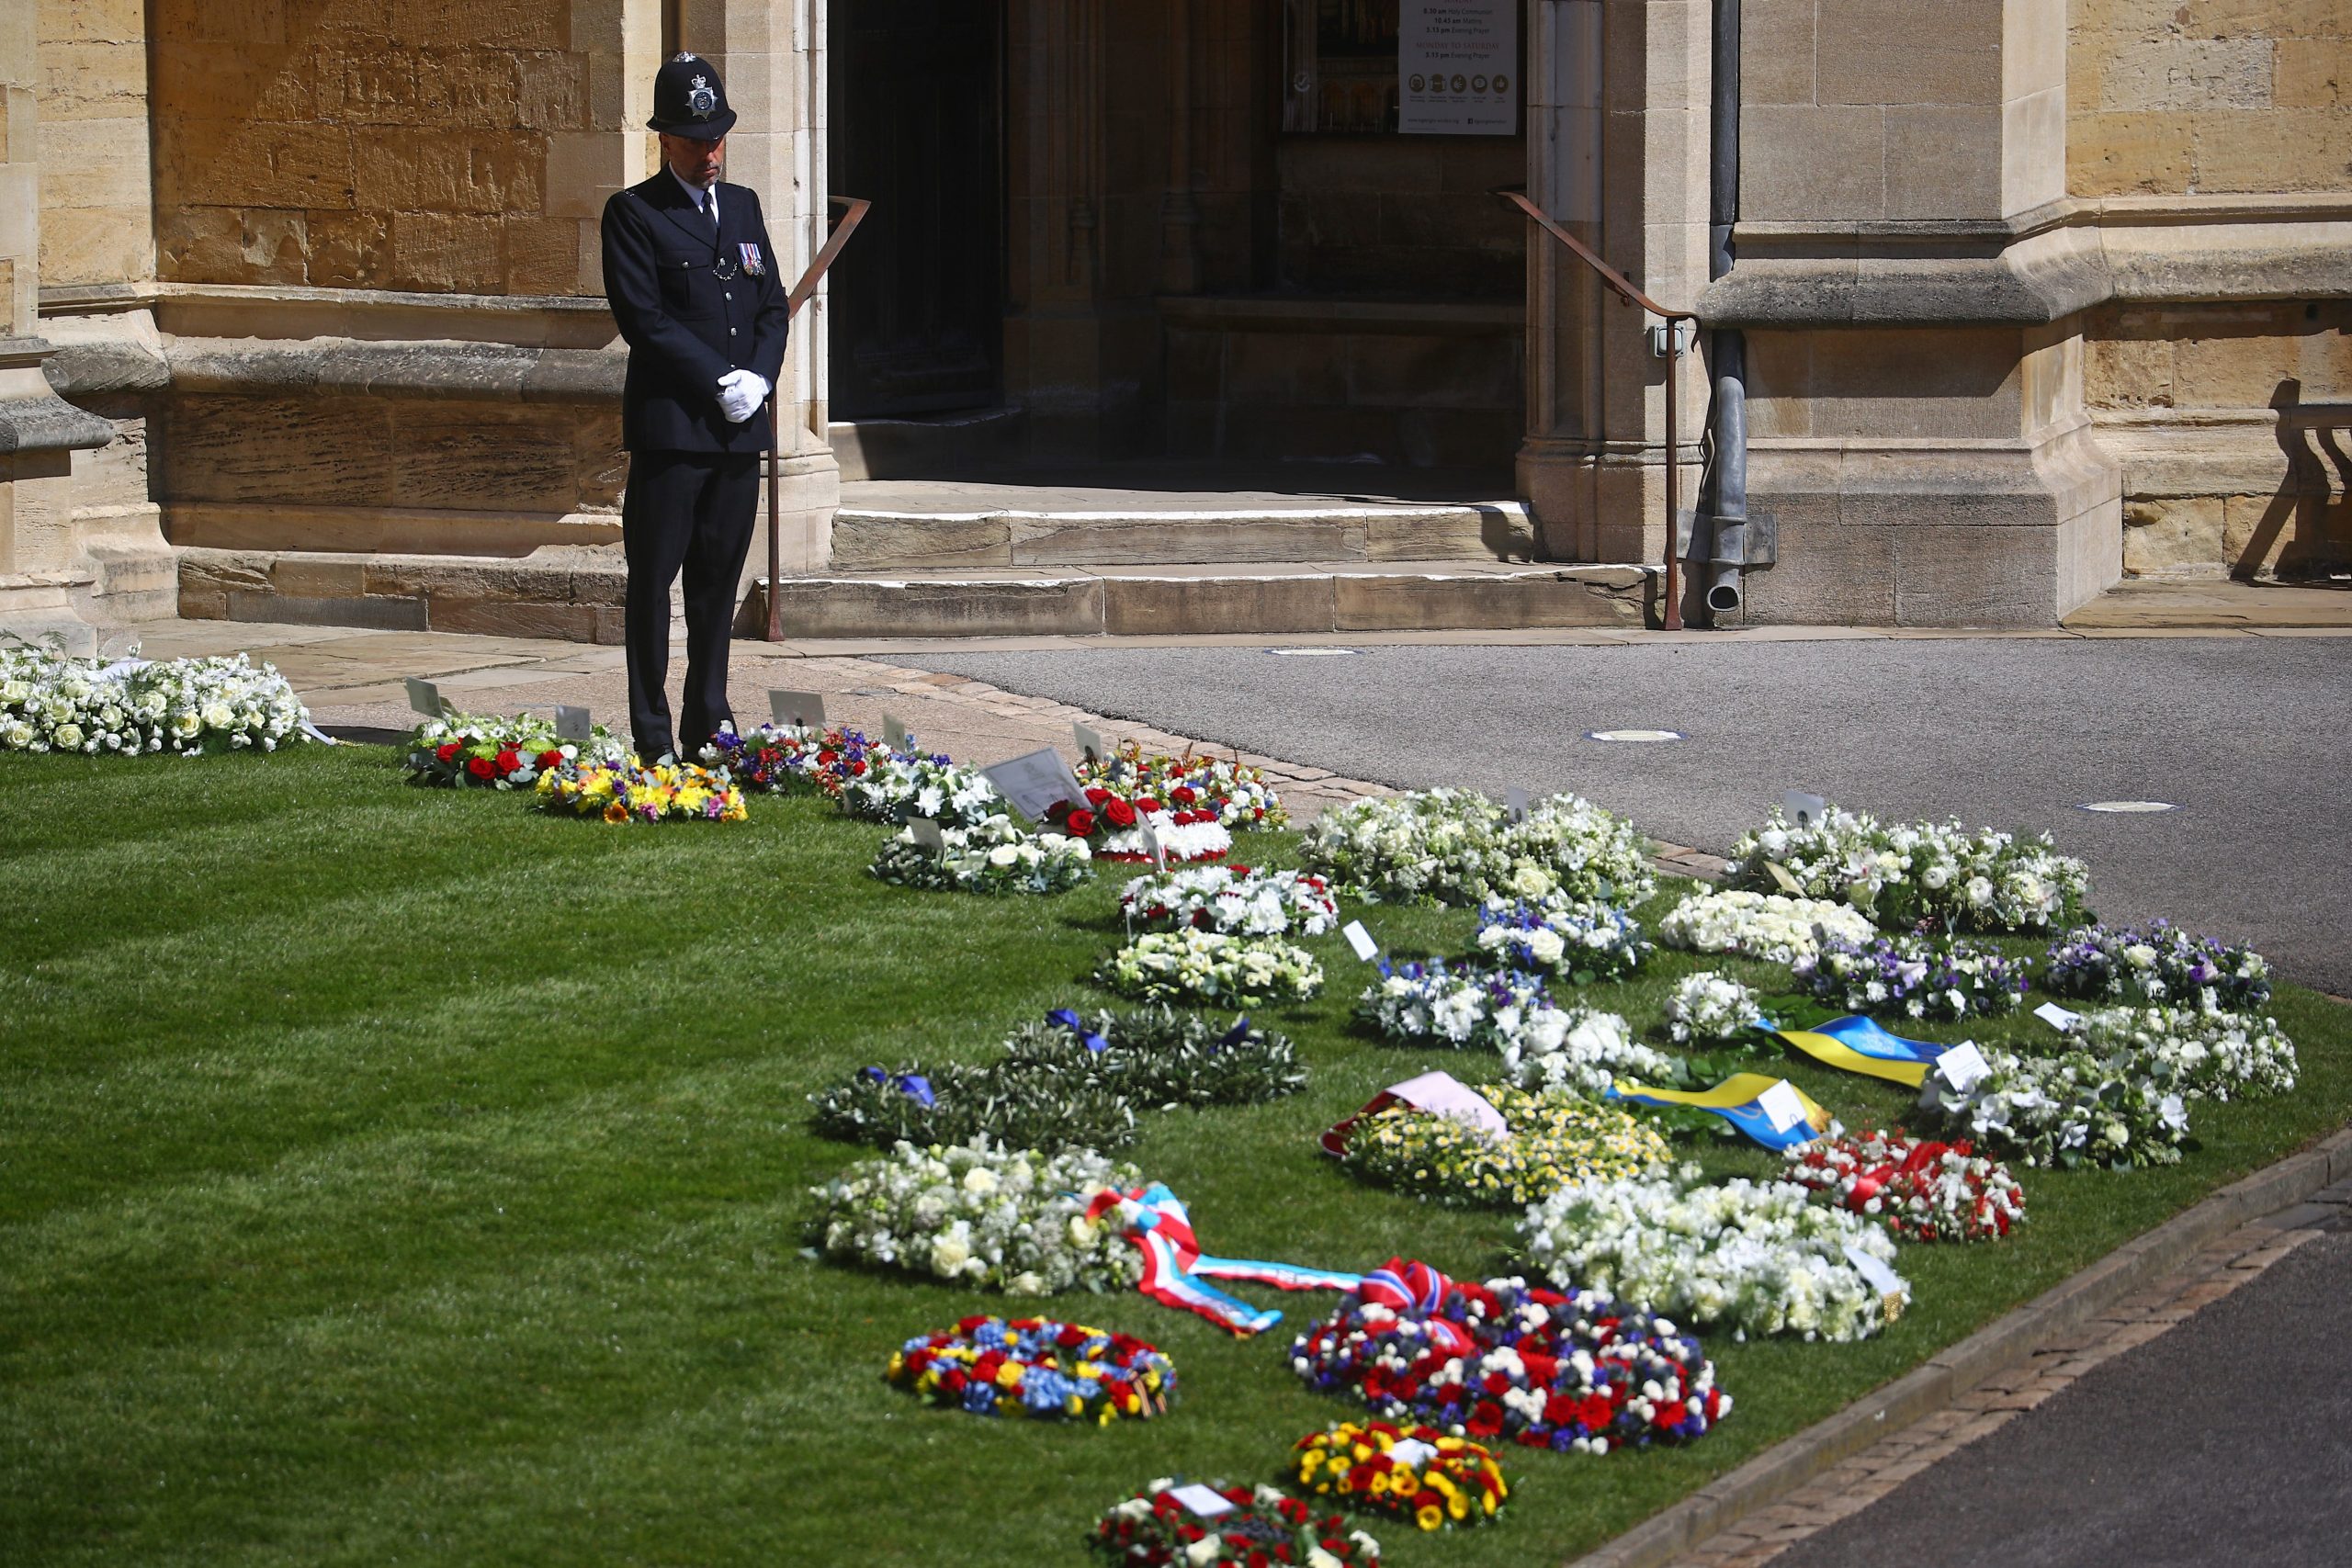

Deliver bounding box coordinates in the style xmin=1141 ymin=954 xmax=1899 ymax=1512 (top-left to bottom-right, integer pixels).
xmin=1096 ymin=929 xmax=1324 ymax=1007
xmin=1664 ymin=972 xmax=1762 ymax=1045
xmin=1354 ymin=962 xmax=1679 ymax=1096
xmin=2074 ymin=1005 xmax=2298 ymax=1102
xmin=1473 ymin=893 xmax=1650 ymax=982
xmin=1656 ymin=889 xmax=1877 ymax=965
xmin=806 ymin=1137 xmax=1144 ymax=1295
xmin=1791 ymin=932 xmax=2030 ymax=1021
xmin=838 ymin=749 xmax=1004 ymax=829
xmin=2044 ymin=920 xmax=2273 ymax=1015
xmin=0 ymin=643 xmax=310 ymax=756
xmin=1917 ymin=1045 xmax=2189 ymax=1169
xmin=1498 ymin=1006 xmax=1679 ymax=1099
xmin=870 ymin=813 xmax=1093 ymax=895
xmin=1118 ymin=864 xmax=1340 ymax=937
xmin=1730 ymin=806 xmax=2090 ymax=933
xmin=1300 ymin=789 xmax=1654 ymax=908
xmin=1518 ymin=1167 xmax=1908 ymax=1341
xmin=1358 ymin=961 xmax=1543 ymax=1051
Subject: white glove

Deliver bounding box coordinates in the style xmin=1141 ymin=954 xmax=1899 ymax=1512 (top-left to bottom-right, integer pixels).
xmin=716 ymin=368 xmax=769 ymax=424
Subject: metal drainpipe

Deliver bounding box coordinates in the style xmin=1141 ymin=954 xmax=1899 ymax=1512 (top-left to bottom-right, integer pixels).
xmin=1703 ymin=0 xmax=1750 ymax=622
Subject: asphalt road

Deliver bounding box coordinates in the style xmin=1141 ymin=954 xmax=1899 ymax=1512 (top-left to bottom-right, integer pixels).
xmin=910 ymin=637 xmax=2352 ymax=995
xmin=1773 ymin=1225 xmax=2352 ymax=1568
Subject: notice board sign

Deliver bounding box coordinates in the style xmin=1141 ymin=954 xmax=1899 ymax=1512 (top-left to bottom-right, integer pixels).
xmin=1398 ymin=0 xmax=1517 ymax=135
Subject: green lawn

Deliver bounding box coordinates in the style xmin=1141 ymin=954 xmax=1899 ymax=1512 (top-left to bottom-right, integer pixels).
xmin=3 ymin=744 xmax=2347 ymax=1567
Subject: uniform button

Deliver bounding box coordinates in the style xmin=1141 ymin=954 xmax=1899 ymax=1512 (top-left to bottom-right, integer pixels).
xmin=724 ymin=292 xmax=732 ymax=300
xmin=729 ymin=327 xmax=738 ymax=335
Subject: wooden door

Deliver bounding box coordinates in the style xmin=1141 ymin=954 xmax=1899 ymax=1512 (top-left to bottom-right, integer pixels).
xmin=827 ymin=0 xmax=1004 ymax=418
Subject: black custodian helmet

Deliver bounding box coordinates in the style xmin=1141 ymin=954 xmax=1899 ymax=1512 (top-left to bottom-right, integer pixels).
xmin=648 ymin=52 xmax=737 ymax=139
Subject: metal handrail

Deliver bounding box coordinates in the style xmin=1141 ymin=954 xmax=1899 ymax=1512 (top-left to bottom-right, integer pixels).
xmin=765 ymin=194 xmax=873 ymax=641
xmin=1498 ymin=187 xmax=1695 ymax=630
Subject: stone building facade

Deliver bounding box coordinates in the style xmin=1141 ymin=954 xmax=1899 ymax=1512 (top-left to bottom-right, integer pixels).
xmin=0 ymin=0 xmax=2344 ymax=649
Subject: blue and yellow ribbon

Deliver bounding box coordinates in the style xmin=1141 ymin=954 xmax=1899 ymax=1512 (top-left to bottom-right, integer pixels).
xmin=1763 ymin=1015 xmax=1947 ymax=1089
xmin=1607 ymin=1072 xmax=1832 ymax=1150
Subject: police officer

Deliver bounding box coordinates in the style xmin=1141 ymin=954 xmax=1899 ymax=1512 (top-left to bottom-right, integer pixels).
xmin=602 ymin=53 xmax=791 ymax=762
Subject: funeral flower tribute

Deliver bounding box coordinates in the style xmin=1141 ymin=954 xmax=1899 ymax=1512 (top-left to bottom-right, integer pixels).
xmin=1919 ymin=1004 xmax=2295 ymax=1168
xmin=1288 ymin=1267 xmax=1729 ymax=1455
xmin=1917 ymin=1043 xmax=2191 ymax=1169
xmin=1518 ymin=1168 xmax=1908 ymax=1341
xmin=1089 ymin=1480 xmax=1380 ymax=1568
xmin=1301 ymin=789 xmax=1654 ymax=908
xmin=1792 ymin=932 xmax=2030 ymax=1021
xmin=1729 ymin=805 xmax=2090 ymax=933
xmin=807 ymin=1137 xmax=1143 ymax=1295
xmin=1340 ymin=1085 xmax=1670 ymax=1208
xmin=1098 ymin=930 xmax=1324 ymax=1007
xmin=1781 ymin=1127 xmax=2025 ymax=1243
xmin=532 ymin=758 xmax=747 ymax=823
xmin=888 ymin=1315 xmax=1175 ymax=1425
xmin=1657 ymin=889 xmax=1876 ymax=965
xmin=2043 ymin=920 xmax=2273 ymax=1014
xmin=405 ymin=710 xmax=628 ymax=789
xmin=1472 ymin=894 xmax=1651 ymax=983
xmin=1663 ymin=972 xmax=1763 ymax=1045
xmin=809 ymin=1007 xmax=1306 ymax=1154
xmin=869 ymin=813 xmax=1092 ymax=895
xmin=696 ymin=721 xmax=815 ymax=794
xmin=1292 ymin=1420 xmax=1510 ymax=1532
xmin=1 ymin=643 xmax=311 ymax=756
xmin=1119 ymin=864 xmax=1341 ymax=937
xmin=1356 ymin=962 xmax=1678 ymax=1096
xmin=1078 ymin=739 xmax=1292 ymax=830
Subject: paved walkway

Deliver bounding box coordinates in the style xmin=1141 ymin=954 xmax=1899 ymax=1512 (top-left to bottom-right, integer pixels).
xmin=1672 ymin=1181 xmax=2351 ymax=1568
xmin=908 ymin=634 xmax=2352 ymax=997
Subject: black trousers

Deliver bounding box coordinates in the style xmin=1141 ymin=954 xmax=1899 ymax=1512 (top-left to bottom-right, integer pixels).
xmin=620 ymin=450 xmax=760 ymax=761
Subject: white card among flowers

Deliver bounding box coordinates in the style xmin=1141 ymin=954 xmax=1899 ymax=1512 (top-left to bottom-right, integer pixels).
xmin=1758 ymin=1078 xmax=1810 ymax=1134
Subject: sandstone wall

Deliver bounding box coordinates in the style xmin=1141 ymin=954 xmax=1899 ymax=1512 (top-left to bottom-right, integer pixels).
xmin=2070 ymin=0 xmax=2352 ymax=197
xmin=2091 ymin=299 xmax=2352 ymax=577
xmin=153 ymin=0 xmax=596 ymax=295
xmin=38 ymin=0 xmax=153 ymax=288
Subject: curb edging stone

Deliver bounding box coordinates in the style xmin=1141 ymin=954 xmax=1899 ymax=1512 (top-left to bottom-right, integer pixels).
xmin=1566 ymin=1122 xmax=2352 ymax=1568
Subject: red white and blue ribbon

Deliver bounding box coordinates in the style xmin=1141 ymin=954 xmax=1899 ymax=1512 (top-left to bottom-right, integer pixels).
xmin=1088 ymin=1182 xmax=1363 ymax=1336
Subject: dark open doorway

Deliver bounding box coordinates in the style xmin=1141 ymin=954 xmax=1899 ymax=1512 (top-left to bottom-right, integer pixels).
xmin=826 ymin=0 xmax=1005 ymax=419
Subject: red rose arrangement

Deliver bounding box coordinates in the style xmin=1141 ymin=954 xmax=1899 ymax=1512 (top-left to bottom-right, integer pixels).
xmin=1293 ymin=1420 xmax=1508 ymax=1532
xmin=1076 ymin=740 xmax=1291 ymax=833
xmin=1090 ymin=1479 xmax=1379 ymax=1567
xmin=1046 ymin=784 xmax=1232 ymax=864
xmin=1288 ymin=1274 xmax=1728 ymax=1456
xmin=402 ymin=711 xmax=624 ymax=790
xmin=1782 ymin=1126 xmax=2025 ymax=1243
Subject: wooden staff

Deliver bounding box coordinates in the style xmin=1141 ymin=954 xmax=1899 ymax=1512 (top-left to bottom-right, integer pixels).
xmin=765 ymin=195 xmax=873 ymax=642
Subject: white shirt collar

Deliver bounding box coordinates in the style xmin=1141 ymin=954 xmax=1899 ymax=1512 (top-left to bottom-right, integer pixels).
xmin=669 ymin=169 xmax=718 ymax=222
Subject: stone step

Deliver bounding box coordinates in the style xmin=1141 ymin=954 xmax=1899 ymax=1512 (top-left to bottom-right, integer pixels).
xmin=829 ymin=498 xmax=1535 ymax=570
xmin=828 ymin=408 xmax=1025 ymax=482
xmin=753 ymin=561 xmax=1651 ymax=638
xmin=177 ymin=547 xmax=1651 ymax=643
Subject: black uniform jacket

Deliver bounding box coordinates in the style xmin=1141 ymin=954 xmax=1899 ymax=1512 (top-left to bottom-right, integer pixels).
xmin=602 ymin=173 xmax=792 ymax=455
